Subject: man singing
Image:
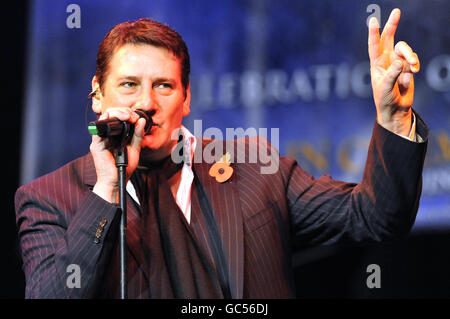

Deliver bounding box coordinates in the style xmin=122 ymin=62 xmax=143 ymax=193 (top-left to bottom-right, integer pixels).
xmin=15 ymin=8 xmax=427 ymax=298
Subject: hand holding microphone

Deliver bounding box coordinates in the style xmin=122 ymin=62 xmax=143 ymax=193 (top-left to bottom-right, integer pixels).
xmin=89 ymin=108 xmax=152 ymax=203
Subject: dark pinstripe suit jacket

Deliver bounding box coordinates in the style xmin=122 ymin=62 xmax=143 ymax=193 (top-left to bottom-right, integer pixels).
xmin=15 ymin=118 xmax=428 ymax=298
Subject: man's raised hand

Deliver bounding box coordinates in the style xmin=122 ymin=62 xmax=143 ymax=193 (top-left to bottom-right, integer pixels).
xmin=368 ymin=8 xmax=420 ymax=137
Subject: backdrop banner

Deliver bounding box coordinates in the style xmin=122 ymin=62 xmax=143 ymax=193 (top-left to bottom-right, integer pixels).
xmin=21 ymin=0 xmax=450 ymax=232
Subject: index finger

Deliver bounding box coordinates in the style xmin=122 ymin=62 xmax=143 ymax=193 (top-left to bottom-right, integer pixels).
xmin=368 ymin=17 xmax=381 ymax=61
xmin=104 ymin=107 xmax=139 ymax=123
xmin=380 ymin=8 xmax=401 ymax=50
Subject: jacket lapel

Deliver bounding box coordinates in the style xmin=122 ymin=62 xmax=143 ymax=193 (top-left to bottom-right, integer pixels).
xmin=82 ymin=153 xmax=150 ymax=284
xmin=193 ymin=139 xmax=244 ymax=299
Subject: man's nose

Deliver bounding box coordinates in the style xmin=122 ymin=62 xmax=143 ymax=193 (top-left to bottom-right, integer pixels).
xmin=134 ymin=87 xmax=157 ymax=114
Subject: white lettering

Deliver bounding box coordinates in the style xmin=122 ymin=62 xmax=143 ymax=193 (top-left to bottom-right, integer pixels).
xmin=66 ymin=4 xmax=81 ymax=29
xmin=66 ymin=264 xmax=81 ymax=288
xmin=366 ymin=264 xmax=381 ymax=289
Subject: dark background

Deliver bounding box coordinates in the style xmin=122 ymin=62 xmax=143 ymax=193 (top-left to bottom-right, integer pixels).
xmin=1 ymin=1 xmax=27 ymax=298
xmin=2 ymin=1 xmax=450 ymax=299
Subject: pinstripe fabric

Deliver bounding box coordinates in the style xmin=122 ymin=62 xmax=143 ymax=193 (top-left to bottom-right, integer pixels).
xmin=15 ymin=116 xmax=428 ymax=298
xmin=189 ymin=187 xmax=216 ymax=270
xmin=192 ymin=144 xmax=244 ymax=298
xmin=15 ymin=155 xmax=121 ymax=298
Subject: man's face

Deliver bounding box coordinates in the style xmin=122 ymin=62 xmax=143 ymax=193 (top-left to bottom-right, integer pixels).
xmin=92 ymin=43 xmax=190 ymax=161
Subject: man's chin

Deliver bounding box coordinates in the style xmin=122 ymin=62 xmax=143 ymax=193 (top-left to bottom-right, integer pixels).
xmin=141 ymin=132 xmax=160 ymax=146
xmin=140 ymin=138 xmax=173 ymax=162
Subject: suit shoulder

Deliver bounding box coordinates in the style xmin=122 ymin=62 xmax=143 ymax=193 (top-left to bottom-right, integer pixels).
xmin=15 ymin=154 xmax=90 ymax=203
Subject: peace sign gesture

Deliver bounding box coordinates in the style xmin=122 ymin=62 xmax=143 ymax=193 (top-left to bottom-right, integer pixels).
xmin=368 ymin=8 xmax=420 ymax=137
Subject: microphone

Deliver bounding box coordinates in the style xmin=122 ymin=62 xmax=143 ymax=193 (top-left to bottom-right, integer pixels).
xmin=88 ymin=110 xmax=153 ymax=138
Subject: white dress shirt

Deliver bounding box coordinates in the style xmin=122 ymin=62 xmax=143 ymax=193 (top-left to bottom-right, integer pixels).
xmin=127 ymin=126 xmax=196 ymax=223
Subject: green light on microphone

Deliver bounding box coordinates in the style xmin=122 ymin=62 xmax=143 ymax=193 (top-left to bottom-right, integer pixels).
xmin=88 ymin=124 xmax=98 ymax=136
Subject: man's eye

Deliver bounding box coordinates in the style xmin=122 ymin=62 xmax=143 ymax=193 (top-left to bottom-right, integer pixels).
xmin=122 ymin=82 xmax=137 ymax=88
xmin=157 ymin=83 xmax=172 ymax=89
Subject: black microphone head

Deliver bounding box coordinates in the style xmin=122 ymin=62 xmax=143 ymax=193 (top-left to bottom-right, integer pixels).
xmin=134 ymin=110 xmax=153 ymax=134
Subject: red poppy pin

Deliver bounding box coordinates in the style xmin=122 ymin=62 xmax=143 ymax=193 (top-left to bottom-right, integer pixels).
xmin=209 ymin=152 xmax=233 ymax=183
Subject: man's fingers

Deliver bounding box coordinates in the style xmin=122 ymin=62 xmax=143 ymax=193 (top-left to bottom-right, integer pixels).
xmin=384 ymin=59 xmax=403 ymax=91
xmin=135 ymin=117 xmax=146 ymax=138
xmin=381 ymin=8 xmax=401 ymax=49
xmin=410 ymin=52 xmax=420 ymax=73
xmin=394 ymin=41 xmax=420 ymax=73
xmin=102 ymin=108 xmax=139 ymax=123
xmin=368 ymin=17 xmax=381 ymax=61
xmin=398 ymin=72 xmax=413 ymax=92
xmin=129 ymin=117 xmax=146 ymax=149
xmin=90 ymin=134 xmax=104 ymax=149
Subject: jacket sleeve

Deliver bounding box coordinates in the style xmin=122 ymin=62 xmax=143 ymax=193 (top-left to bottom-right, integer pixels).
xmin=285 ymin=113 xmax=428 ymax=247
xmin=15 ymin=182 xmax=121 ymax=298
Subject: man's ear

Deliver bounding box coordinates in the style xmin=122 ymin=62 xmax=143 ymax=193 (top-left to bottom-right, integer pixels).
xmin=182 ymin=83 xmax=191 ymax=117
xmin=91 ymin=76 xmax=102 ymax=114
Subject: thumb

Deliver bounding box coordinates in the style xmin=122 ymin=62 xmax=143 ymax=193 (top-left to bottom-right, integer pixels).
xmin=383 ymin=60 xmax=403 ymax=92
xmin=129 ymin=117 xmax=146 ymax=150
